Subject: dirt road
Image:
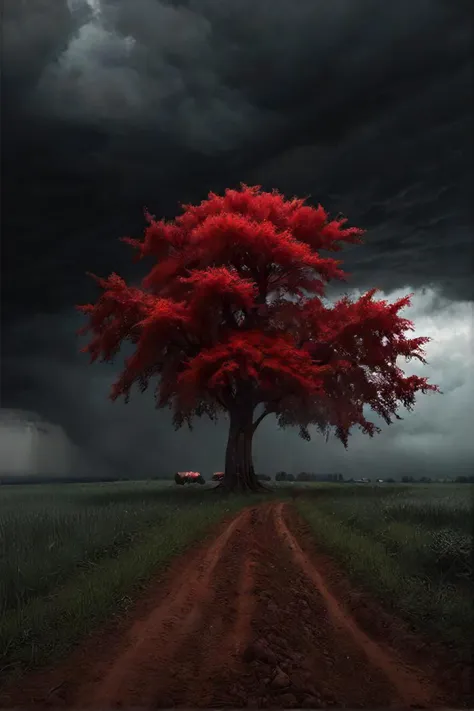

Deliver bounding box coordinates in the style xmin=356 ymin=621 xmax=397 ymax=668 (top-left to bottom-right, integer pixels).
xmin=0 ymin=502 xmax=471 ymax=708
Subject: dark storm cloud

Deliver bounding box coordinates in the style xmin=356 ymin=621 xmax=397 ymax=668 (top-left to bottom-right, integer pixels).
xmin=2 ymin=0 xmax=472 ymax=320
xmin=1 ymin=0 xmax=472 ymax=476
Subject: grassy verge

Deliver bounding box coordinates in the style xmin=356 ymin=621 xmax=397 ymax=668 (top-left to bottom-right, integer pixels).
xmin=0 ymin=481 xmax=252 ymax=682
xmin=296 ymin=484 xmax=473 ymax=662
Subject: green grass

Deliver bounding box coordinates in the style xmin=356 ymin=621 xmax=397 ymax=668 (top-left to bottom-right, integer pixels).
xmin=296 ymin=483 xmax=474 ymax=661
xmin=0 ymin=480 xmax=253 ymax=680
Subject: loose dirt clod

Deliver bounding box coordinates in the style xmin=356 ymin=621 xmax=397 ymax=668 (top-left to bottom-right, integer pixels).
xmin=243 ymin=638 xmax=277 ymax=666
xmin=270 ymin=666 xmax=291 ymax=689
xmin=0 ymin=501 xmax=469 ymax=709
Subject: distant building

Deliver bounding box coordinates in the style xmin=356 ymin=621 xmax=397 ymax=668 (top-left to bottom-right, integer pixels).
xmin=0 ymin=409 xmax=77 ymax=477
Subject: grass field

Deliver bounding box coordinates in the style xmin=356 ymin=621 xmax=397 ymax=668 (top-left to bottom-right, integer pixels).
xmin=0 ymin=479 xmax=472 ymax=680
xmin=296 ymin=483 xmax=474 ymax=661
xmin=0 ymin=480 xmax=253 ymax=678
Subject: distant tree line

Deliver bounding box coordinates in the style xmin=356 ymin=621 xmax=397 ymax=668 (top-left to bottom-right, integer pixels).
xmin=1 ymin=472 xmax=471 ymax=487
xmin=275 ymin=471 xmax=343 ymax=482
xmin=0 ymin=474 xmax=126 ymax=485
xmin=400 ymin=475 xmax=474 ymax=484
xmin=275 ymin=471 xmax=295 ymax=482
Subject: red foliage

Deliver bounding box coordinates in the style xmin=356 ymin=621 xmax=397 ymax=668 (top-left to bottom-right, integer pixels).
xmin=77 ymin=184 xmax=439 ymax=447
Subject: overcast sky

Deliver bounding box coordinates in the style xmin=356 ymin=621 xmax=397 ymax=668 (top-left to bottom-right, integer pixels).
xmin=1 ymin=0 xmax=473 ymax=479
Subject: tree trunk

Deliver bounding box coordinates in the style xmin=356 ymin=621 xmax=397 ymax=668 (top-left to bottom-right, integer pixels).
xmin=216 ymin=408 xmax=268 ymax=493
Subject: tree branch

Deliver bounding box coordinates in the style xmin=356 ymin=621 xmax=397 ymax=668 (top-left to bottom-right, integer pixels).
xmin=252 ymin=409 xmax=270 ymax=432
xmin=215 ymin=393 xmax=228 ymax=410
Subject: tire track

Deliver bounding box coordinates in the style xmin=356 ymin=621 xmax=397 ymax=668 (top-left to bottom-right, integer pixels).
xmin=273 ymin=501 xmax=438 ymax=708
xmin=76 ymin=506 xmax=252 ymax=708
xmin=153 ymin=507 xmax=261 ymax=708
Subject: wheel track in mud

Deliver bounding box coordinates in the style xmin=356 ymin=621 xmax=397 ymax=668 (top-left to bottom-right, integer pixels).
xmin=0 ymin=501 xmax=469 ymax=709
xmin=273 ymin=503 xmax=435 ymax=708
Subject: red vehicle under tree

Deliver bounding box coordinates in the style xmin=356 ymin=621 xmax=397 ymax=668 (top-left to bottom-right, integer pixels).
xmin=174 ymin=471 xmax=205 ymax=486
xmin=78 ymin=184 xmax=439 ymax=493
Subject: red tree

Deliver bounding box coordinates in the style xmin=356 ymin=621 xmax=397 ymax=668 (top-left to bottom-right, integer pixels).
xmin=77 ymin=184 xmax=439 ymax=492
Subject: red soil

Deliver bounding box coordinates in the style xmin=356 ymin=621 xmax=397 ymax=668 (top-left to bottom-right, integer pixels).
xmin=0 ymin=502 xmax=471 ymax=709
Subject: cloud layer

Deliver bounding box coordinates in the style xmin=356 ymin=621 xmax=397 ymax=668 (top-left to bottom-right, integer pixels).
xmin=3 ymin=0 xmax=472 ymax=311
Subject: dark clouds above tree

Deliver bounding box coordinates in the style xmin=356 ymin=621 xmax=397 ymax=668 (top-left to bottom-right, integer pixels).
xmin=1 ymin=0 xmax=472 ymax=476
xmin=2 ymin=0 xmax=472 ymax=311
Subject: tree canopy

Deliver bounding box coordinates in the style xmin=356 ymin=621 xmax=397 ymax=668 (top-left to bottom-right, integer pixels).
xmin=77 ymin=184 xmax=439 ymax=491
